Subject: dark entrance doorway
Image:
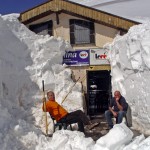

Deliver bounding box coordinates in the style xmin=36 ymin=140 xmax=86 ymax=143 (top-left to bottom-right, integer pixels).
xmin=87 ymin=70 xmax=111 ymax=116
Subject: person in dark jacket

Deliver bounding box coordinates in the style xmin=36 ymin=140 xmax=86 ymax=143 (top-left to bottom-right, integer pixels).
xmin=105 ymin=90 xmax=128 ymax=129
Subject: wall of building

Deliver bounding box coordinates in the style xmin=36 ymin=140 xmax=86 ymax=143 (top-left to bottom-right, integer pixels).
xmin=70 ymin=65 xmax=111 ymax=93
xmin=95 ymin=23 xmax=118 ymax=47
xmin=27 ymin=13 xmax=113 ymax=94
xmin=27 ymin=13 xmax=118 ymax=49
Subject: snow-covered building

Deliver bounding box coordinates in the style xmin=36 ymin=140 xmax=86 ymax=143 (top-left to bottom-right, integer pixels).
xmin=19 ymin=0 xmax=139 ymax=116
xmin=19 ymin=0 xmax=139 ymax=49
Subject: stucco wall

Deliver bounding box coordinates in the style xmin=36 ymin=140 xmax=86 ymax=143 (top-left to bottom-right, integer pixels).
xmin=27 ymin=13 xmax=113 ymax=94
xmin=70 ymin=65 xmax=111 ymax=93
xmin=28 ymin=13 xmax=118 ymax=49
xmin=95 ymin=23 xmax=118 ymax=47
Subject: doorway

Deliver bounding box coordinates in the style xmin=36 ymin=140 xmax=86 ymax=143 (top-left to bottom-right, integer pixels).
xmin=87 ymin=70 xmax=111 ymax=116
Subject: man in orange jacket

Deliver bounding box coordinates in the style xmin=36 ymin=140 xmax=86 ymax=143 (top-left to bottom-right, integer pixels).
xmin=43 ymin=91 xmax=99 ymax=132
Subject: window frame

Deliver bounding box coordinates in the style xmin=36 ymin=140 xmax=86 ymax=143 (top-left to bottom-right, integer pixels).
xmin=69 ymin=19 xmax=95 ymax=45
xmin=29 ymin=20 xmax=53 ymax=36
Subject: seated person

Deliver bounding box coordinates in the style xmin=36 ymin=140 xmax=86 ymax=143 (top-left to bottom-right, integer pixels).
xmin=42 ymin=91 xmax=99 ymax=133
xmin=105 ymin=90 xmax=128 ymax=129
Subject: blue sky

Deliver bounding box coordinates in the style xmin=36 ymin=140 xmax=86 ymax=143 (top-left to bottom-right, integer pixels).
xmin=0 ymin=0 xmax=47 ymax=15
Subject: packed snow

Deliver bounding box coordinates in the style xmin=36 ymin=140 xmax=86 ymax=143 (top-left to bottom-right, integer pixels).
xmin=0 ymin=13 xmax=150 ymax=149
xmin=0 ymin=13 xmax=83 ymax=149
xmin=105 ymin=22 xmax=150 ymax=136
xmin=69 ymin=0 xmax=150 ymax=23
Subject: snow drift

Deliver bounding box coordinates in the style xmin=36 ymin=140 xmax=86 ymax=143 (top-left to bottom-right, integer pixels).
xmin=106 ymin=22 xmax=150 ymax=135
xmin=0 ymin=14 xmax=83 ymax=149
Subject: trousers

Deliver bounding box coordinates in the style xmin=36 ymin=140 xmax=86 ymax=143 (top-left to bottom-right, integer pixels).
xmin=60 ymin=110 xmax=90 ymax=132
xmin=105 ymin=110 xmax=126 ymax=128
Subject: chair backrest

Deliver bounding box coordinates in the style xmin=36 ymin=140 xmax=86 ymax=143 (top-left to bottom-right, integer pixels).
xmin=126 ymin=104 xmax=132 ymax=127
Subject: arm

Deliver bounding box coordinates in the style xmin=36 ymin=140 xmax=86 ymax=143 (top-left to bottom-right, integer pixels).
xmin=116 ymin=100 xmax=123 ymax=111
xmin=109 ymin=106 xmax=118 ymax=117
xmin=116 ymin=96 xmax=128 ymax=111
xmin=109 ymin=98 xmax=118 ymax=117
xmin=120 ymin=97 xmax=128 ymax=111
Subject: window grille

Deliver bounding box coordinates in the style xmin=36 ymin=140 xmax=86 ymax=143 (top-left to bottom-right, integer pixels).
xmin=70 ymin=19 xmax=95 ymax=45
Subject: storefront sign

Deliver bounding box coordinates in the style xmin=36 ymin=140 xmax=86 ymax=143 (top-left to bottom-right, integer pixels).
xmin=63 ymin=50 xmax=89 ymax=66
xmin=90 ymin=49 xmax=110 ymax=65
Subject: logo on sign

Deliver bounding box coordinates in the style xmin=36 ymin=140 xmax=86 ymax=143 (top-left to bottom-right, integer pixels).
xmin=79 ymin=51 xmax=88 ymax=59
xmin=64 ymin=52 xmax=77 ymax=58
xmin=95 ymin=53 xmax=107 ymax=59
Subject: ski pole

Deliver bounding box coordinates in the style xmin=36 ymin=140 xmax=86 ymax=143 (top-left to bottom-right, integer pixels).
xmin=61 ymin=77 xmax=80 ymax=104
xmin=42 ymin=80 xmax=48 ymax=135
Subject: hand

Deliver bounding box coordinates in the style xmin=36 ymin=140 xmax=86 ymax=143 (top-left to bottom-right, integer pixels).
xmin=42 ymin=98 xmax=46 ymax=102
xmin=113 ymin=111 xmax=118 ymax=117
xmin=115 ymin=97 xmax=119 ymax=102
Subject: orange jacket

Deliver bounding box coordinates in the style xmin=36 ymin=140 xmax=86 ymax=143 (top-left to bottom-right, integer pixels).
xmin=43 ymin=100 xmax=68 ymax=121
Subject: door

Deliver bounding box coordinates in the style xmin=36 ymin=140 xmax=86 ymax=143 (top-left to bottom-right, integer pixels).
xmin=87 ymin=70 xmax=111 ymax=116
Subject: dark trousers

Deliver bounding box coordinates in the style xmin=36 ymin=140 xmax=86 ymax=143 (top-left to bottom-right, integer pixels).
xmin=60 ymin=110 xmax=90 ymax=132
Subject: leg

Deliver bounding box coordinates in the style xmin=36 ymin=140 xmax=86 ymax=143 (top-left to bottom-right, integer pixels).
xmin=68 ymin=110 xmax=90 ymax=125
xmin=105 ymin=110 xmax=114 ymax=129
xmin=117 ymin=111 xmax=126 ymax=124
xmin=63 ymin=110 xmax=98 ymax=132
xmin=64 ymin=111 xmax=85 ymax=132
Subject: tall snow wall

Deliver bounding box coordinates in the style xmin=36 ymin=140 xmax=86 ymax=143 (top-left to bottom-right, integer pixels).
xmin=107 ymin=22 xmax=150 ymax=134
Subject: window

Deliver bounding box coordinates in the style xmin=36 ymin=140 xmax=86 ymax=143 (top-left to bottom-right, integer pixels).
xmin=70 ymin=19 xmax=95 ymax=45
xmin=29 ymin=20 xmax=53 ymax=36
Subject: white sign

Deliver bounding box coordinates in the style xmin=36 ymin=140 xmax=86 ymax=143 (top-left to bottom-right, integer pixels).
xmin=90 ymin=49 xmax=110 ymax=65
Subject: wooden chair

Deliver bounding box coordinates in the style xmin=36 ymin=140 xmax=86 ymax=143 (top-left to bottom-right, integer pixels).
xmin=49 ymin=113 xmax=73 ymax=132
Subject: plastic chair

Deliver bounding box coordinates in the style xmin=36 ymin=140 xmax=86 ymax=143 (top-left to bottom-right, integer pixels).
xmin=115 ymin=114 xmax=129 ymax=126
xmin=115 ymin=103 xmax=132 ymax=127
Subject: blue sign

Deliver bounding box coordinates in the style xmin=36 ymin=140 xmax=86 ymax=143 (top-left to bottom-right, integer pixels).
xmin=63 ymin=50 xmax=89 ymax=66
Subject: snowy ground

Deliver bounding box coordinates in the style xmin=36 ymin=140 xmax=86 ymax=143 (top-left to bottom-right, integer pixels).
xmin=0 ymin=14 xmax=150 ymax=149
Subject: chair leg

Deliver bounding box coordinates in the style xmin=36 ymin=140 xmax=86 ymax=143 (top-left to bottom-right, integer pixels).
xmin=53 ymin=122 xmax=73 ymax=131
xmin=52 ymin=120 xmax=55 ymax=133
xmin=116 ymin=117 xmax=118 ymax=124
xmin=70 ymin=124 xmax=73 ymax=131
xmin=59 ymin=124 xmax=62 ymax=130
xmin=64 ymin=123 xmax=68 ymax=130
xmin=125 ymin=115 xmax=129 ymax=127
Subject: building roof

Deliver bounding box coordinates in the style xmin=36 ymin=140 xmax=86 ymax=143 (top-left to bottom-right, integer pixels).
xmin=68 ymin=0 xmax=150 ymax=23
xmin=19 ymin=0 xmax=140 ymax=31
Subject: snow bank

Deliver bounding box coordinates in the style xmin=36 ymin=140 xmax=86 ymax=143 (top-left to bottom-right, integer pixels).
xmin=0 ymin=14 xmax=83 ymax=149
xmin=123 ymin=134 xmax=145 ymax=150
xmin=136 ymin=136 xmax=150 ymax=150
xmin=3 ymin=14 xmax=83 ymax=112
xmin=46 ymin=124 xmax=150 ymax=150
xmin=45 ymin=130 xmax=95 ymax=150
xmin=94 ymin=123 xmax=133 ymax=150
xmin=106 ymin=22 xmax=150 ymax=135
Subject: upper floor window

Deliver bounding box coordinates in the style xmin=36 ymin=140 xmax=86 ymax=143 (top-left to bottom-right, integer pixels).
xmin=29 ymin=20 xmax=53 ymax=36
xmin=70 ymin=19 xmax=95 ymax=45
